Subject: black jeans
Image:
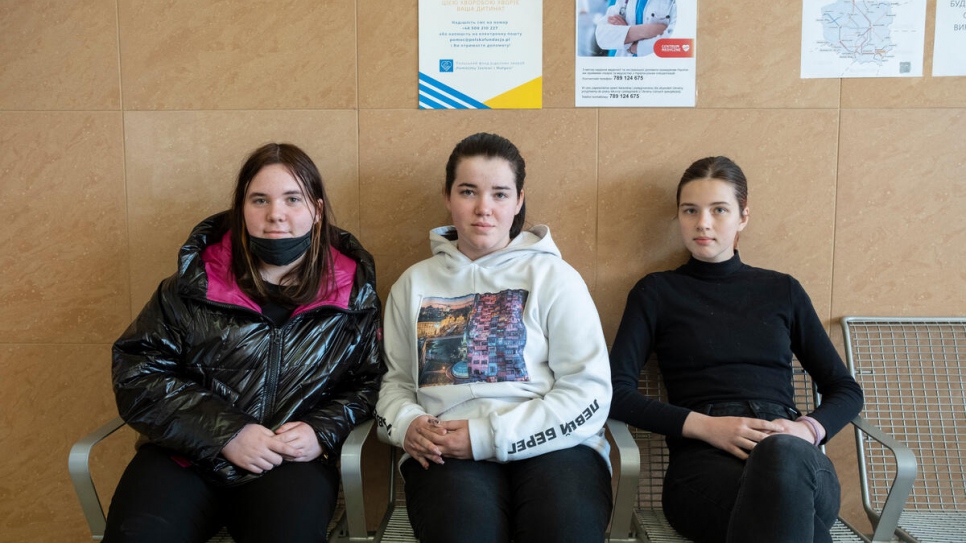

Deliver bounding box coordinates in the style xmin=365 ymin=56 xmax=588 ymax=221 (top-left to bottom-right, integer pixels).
xmin=103 ymin=444 xmax=340 ymax=543
xmin=662 ymin=402 xmax=841 ymax=543
xmin=401 ymin=445 xmax=612 ymax=543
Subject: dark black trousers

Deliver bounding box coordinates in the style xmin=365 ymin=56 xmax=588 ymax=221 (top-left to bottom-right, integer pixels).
xmin=663 ymin=402 xmax=841 ymax=543
xmin=401 ymin=445 xmax=613 ymax=543
xmin=103 ymin=444 xmax=340 ymax=543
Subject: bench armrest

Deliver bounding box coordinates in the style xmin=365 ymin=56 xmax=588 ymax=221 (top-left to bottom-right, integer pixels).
xmin=68 ymin=416 xmax=126 ymax=540
xmin=606 ymin=418 xmax=641 ymax=543
xmin=851 ymin=415 xmax=918 ymax=543
xmin=339 ymin=419 xmax=380 ymax=541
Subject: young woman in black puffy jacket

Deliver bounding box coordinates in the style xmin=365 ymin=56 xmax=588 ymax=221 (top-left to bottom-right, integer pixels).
xmin=104 ymin=143 xmax=384 ymax=543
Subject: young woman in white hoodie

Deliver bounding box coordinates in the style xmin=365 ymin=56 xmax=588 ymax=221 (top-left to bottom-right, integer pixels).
xmin=376 ymin=132 xmax=613 ymax=543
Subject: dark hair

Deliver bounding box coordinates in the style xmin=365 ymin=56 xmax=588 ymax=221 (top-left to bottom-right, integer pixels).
xmin=444 ymin=132 xmax=527 ymax=238
xmin=676 ymin=156 xmax=748 ymax=213
xmin=229 ymin=143 xmax=336 ymax=306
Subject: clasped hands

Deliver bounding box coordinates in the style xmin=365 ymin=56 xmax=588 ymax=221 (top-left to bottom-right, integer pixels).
xmin=222 ymin=421 xmax=324 ymax=474
xmin=404 ymin=415 xmax=473 ymax=469
xmin=683 ymin=414 xmax=818 ymax=460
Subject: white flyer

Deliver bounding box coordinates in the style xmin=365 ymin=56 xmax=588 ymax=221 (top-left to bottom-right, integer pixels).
xmin=418 ymin=0 xmax=542 ymax=109
xmin=933 ymin=0 xmax=966 ymax=77
xmin=576 ymin=0 xmax=697 ymax=107
xmin=801 ymin=0 xmax=927 ymax=78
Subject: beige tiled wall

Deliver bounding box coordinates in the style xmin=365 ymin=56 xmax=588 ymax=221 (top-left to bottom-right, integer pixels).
xmin=1 ymin=1 xmax=963 ymax=541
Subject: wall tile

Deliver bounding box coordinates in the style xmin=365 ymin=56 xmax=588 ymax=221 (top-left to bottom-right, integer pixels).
xmin=841 ymin=77 xmax=966 ymax=109
xmin=359 ymin=109 xmax=599 ymax=289
xmin=0 ymin=112 xmax=129 ymax=344
xmin=123 ymin=110 xmax=360 ymax=313
xmin=832 ymin=109 xmax=966 ymax=316
xmin=118 ymin=1 xmax=357 ymax=110
xmin=0 ymin=0 xmax=120 ymax=111
xmin=358 ymin=0 xmax=419 ymax=109
xmin=698 ymin=2 xmax=840 ymax=108
xmin=0 ymin=344 xmax=122 ymax=542
xmin=596 ymin=108 xmax=840 ymax=341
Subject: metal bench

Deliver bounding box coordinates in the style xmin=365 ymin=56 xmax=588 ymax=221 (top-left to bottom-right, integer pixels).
xmin=69 ymin=418 xmax=380 ymax=542
xmin=607 ymin=356 xmax=917 ymax=543
xmin=842 ymin=316 xmax=966 ymax=543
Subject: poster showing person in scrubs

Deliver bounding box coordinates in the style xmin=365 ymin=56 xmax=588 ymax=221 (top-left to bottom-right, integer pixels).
xmin=595 ymin=0 xmax=676 ymax=57
xmin=575 ymin=0 xmax=695 ymax=108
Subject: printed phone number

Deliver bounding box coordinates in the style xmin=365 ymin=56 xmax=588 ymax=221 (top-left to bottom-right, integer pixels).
xmin=609 ymin=93 xmax=641 ymax=99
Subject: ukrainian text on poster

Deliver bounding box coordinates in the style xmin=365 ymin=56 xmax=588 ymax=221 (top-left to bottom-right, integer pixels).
xmin=575 ymin=0 xmax=697 ymax=108
xmin=933 ymin=1 xmax=966 ymax=76
xmin=419 ymin=0 xmax=542 ymax=109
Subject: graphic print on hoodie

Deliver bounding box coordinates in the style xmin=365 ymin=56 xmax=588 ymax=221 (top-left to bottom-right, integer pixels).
xmin=417 ymin=289 xmax=530 ymax=387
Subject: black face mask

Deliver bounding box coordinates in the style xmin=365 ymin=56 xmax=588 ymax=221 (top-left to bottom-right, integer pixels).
xmin=249 ymin=231 xmax=312 ymax=266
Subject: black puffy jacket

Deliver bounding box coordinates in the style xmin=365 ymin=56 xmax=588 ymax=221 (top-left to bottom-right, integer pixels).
xmin=112 ymin=212 xmax=384 ymax=485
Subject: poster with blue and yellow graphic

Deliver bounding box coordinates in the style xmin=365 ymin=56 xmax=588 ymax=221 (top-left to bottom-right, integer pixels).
xmin=418 ymin=0 xmax=543 ymax=109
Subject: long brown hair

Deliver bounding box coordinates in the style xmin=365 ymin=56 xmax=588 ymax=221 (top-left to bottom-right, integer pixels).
xmin=229 ymin=143 xmax=336 ymax=306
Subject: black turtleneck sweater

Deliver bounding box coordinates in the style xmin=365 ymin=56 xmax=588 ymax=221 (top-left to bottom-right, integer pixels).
xmin=608 ymin=253 xmax=863 ymax=443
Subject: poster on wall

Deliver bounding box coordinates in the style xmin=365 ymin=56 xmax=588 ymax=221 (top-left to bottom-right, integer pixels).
xmin=933 ymin=0 xmax=966 ymax=77
xmin=800 ymin=0 xmax=926 ymax=78
xmin=575 ymin=0 xmax=697 ymax=108
xmin=418 ymin=0 xmax=543 ymax=109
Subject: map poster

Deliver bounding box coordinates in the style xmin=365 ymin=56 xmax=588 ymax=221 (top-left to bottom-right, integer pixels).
xmin=801 ymin=0 xmax=927 ymax=79
xmin=418 ymin=0 xmax=542 ymax=109
xmin=575 ymin=0 xmax=697 ymax=108
xmin=933 ymin=0 xmax=966 ymax=77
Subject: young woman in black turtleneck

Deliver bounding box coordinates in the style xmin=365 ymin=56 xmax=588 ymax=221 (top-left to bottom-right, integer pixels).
xmin=609 ymin=156 xmax=863 ymax=543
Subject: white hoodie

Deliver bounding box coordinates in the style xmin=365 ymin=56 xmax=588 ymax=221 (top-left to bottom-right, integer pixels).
xmin=376 ymin=225 xmax=612 ymax=466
